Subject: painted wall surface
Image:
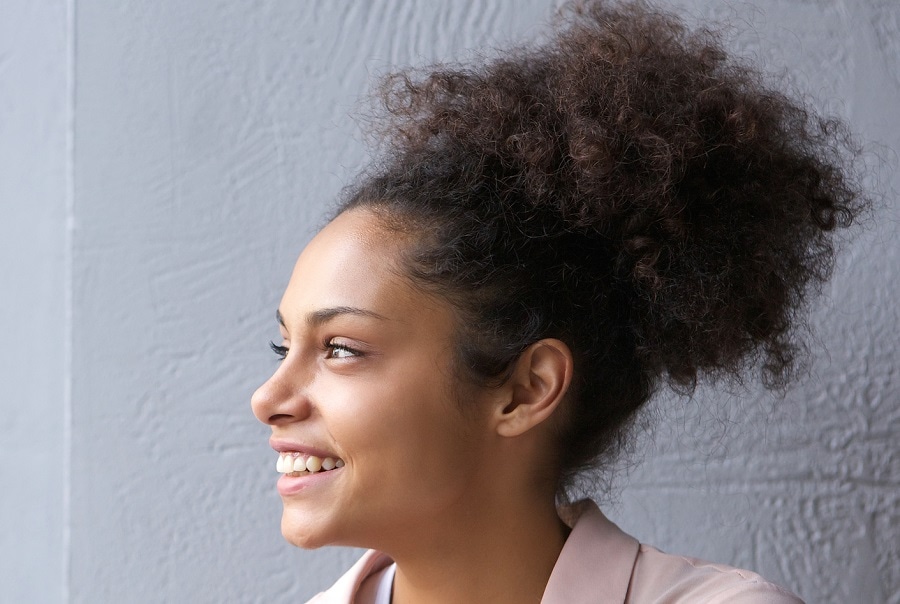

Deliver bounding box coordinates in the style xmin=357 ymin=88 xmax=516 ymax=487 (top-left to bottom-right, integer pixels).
xmin=2 ymin=0 xmax=896 ymax=602
xmin=0 ymin=1 xmax=68 ymax=602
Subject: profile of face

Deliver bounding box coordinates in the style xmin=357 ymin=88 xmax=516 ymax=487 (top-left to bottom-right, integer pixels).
xmin=251 ymin=209 xmax=496 ymax=551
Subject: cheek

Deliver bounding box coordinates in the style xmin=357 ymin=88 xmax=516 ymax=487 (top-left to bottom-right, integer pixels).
xmin=329 ymin=371 xmax=478 ymax=494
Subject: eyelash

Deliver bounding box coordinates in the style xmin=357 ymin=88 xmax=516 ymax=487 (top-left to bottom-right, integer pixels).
xmin=269 ymin=340 xmax=289 ymax=361
xmin=325 ymin=340 xmax=360 ymax=359
xmin=267 ymin=339 xmax=360 ymax=361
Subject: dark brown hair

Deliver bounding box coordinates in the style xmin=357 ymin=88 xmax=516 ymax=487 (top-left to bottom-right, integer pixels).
xmin=338 ymin=0 xmax=866 ymax=494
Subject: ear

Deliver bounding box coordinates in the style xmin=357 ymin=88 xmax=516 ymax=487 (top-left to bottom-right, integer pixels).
xmin=493 ymin=338 xmax=573 ymax=438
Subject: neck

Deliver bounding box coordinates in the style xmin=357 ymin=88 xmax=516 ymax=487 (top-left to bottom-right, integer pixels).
xmin=386 ymin=491 xmax=568 ymax=604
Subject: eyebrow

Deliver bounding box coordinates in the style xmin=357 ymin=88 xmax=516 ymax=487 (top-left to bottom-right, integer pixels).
xmin=276 ymin=306 xmax=388 ymax=329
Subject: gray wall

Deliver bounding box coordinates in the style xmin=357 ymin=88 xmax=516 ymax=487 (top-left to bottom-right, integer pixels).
xmin=2 ymin=1 xmax=898 ymax=602
xmin=1 ymin=1 xmax=68 ymax=602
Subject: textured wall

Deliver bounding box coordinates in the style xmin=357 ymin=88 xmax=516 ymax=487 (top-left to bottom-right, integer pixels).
xmin=4 ymin=0 xmax=897 ymax=602
xmin=0 ymin=1 xmax=68 ymax=602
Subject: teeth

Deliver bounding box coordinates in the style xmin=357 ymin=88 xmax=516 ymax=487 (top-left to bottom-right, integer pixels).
xmin=306 ymin=456 xmax=322 ymax=472
xmin=276 ymin=452 xmax=342 ymax=475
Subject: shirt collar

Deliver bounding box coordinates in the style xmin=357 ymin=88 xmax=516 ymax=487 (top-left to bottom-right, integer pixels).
xmin=541 ymin=499 xmax=640 ymax=604
xmin=310 ymin=549 xmax=391 ymax=603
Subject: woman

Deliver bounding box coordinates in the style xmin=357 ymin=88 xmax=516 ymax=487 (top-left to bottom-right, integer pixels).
xmin=251 ymin=1 xmax=866 ymax=602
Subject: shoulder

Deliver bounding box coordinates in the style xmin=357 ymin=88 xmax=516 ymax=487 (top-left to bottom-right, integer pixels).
xmin=627 ymin=544 xmax=804 ymax=604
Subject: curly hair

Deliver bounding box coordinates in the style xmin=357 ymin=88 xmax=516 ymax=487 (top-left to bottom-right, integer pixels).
xmin=337 ymin=0 xmax=866 ymax=494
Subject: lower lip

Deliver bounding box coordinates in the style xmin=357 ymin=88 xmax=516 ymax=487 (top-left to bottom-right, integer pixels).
xmin=276 ymin=468 xmax=342 ymax=496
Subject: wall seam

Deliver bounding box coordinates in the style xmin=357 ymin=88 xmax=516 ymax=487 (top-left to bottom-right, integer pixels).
xmin=63 ymin=0 xmax=76 ymax=601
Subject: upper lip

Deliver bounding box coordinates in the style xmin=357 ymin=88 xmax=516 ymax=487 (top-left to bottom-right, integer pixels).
xmin=269 ymin=437 xmax=340 ymax=459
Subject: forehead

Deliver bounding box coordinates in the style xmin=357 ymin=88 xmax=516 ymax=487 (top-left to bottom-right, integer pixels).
xmin=279 ymin=209 xmax=441 ymax=327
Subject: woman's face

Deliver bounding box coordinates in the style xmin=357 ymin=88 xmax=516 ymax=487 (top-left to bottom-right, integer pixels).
xmin=251 ymin=209 xmax=493 ymax=550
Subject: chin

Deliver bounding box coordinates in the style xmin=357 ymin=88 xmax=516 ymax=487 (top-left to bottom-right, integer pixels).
xmin=281 ymin=513 xmax=325 ymax=550
xmin=280 ymin=504 xmax=345 ymax=549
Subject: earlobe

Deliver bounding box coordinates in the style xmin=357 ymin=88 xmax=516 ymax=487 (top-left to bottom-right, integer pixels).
xmin=495 ymin=339 xmax=573 ymax=438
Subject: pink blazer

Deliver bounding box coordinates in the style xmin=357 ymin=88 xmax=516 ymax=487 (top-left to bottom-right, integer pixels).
xmin=305 ymin=500 xmax=803 ymax=603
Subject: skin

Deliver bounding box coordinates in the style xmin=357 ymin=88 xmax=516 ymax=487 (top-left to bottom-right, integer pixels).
xmin=251 ymin=208 xmax=575 ymax=604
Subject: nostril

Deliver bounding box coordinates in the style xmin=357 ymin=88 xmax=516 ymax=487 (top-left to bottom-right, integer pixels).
xmin=268 ymin=413 xmax=295 ymax=423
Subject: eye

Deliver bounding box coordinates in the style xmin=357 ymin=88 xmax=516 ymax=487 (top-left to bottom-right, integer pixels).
xmin=325 ymin=339 xmax=360 ymax=359
xmin=269 ymin=340 xmax=289 ymax=361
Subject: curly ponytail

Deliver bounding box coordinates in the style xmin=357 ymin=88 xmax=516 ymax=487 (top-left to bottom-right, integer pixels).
xmin=338 ymin=0 xmax=867 ymax=492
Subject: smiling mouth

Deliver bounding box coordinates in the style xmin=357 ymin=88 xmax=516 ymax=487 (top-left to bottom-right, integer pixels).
xmin=276 ymin=452 xmax=345 ymax=476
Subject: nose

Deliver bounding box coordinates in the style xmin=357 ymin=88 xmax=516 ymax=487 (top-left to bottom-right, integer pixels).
xmin=251 ymin=363 xmax=313 ymax=426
